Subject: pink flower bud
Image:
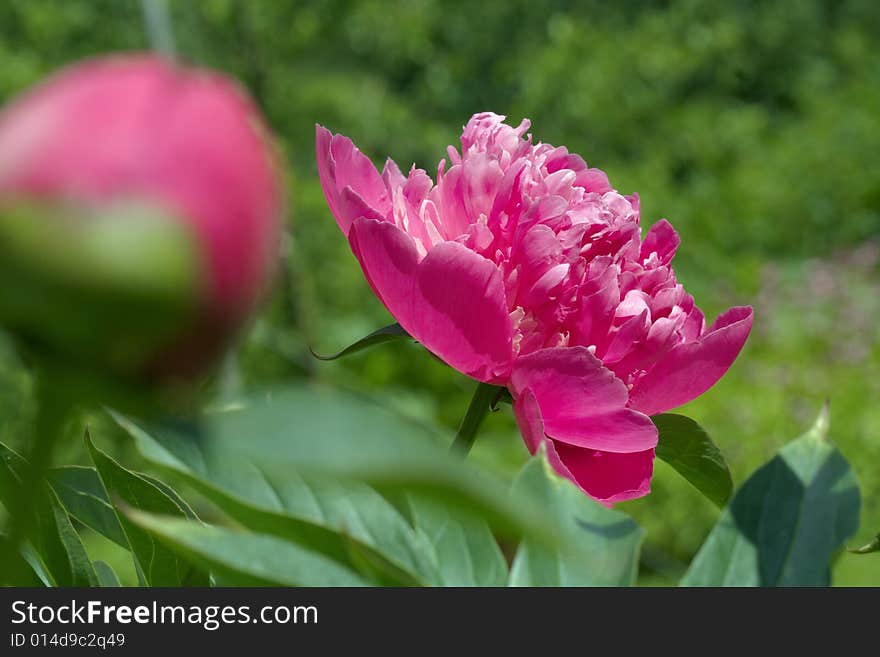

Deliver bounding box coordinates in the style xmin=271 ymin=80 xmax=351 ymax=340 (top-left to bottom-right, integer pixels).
xmin=0 ymin=55 xmax=283 ymax=379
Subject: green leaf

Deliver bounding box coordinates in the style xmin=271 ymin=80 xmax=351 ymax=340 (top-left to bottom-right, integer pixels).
xmin=653 ymin=414 xmax=733 ymax=508
xmin=49 ymin=466 xmax=128 ymax=548
xmin=138 ymin=472 xmax=200 ymax=521
xmin=310 ymin=322 xmax=409 ymax=361
xmin=19 ymin=542 xmax=54 ymax=586
xmin=124 ymin=509 xmax=369 ymax=586
xmin=848 ymin=532 xmax=879 ymax=555
xmin=408 ymin=494 xmax=508 ymax=586
xmin=109 ymin=385 xmax=542 ymax=583
xmin=93 ymin=560 xmax=122 ymax=587
xmin=84 ymin=431 xmax=209 ymax=586
xmin=508 ymin=449 xmax=643 ymax=586
xmin=0 ymin=441 xmax=97 ymax=586
xmin=110 ymin=414 xmax=433 ymax=585
xmin=681 ymin=406 xmax=861 ymax=586
xmin=0 ymin=534 xmax=46 ymax=586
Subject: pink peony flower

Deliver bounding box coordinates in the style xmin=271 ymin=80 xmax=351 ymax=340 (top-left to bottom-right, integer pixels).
xmin=316 ymin=112 xmax=752 ymax=504
xmin=0 ymin=55 xmax=283 ymax=378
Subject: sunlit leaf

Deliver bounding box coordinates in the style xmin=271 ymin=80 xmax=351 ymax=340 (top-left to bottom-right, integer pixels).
xmin=109 ymin=385 xmax=546 ymax=584
xmin=0 ymin=534 xmax=46 ymax=586
xmin=124 ymin=509 xmax=369 ymax=587
xmin=49 ymin=465 xmax=128 ymax=548
xmin=84 ymin=431 xmax=208 ymax=586
xmin=408 ymin=494 xmax=507 ymax=586
xmin=508 ymin=449 xmax=643 ymax=586
xmin=682 ymin=406 xmax=860 ymax=586
xmin=93 ymin=560 xmax=122 ymax=587
xmin=653 ymin=414 xmax=733 ymax=508
xmin=0 ymin=441 xmax=96 ymax=586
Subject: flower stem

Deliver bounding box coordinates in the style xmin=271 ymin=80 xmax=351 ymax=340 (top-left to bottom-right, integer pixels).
xmin=0 ymin=367 xmax=71 ymax=584
xmin=451 ymin=382 xmax=504 ymax=456
xmin=140 ymin=0 xmax=177 ymax=57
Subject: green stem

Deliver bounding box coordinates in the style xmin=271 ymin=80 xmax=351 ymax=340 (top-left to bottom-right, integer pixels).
xmin=140 ymin=0 xmax=177 ymax=57
xmin=450 ymin=382 xmax=504 ymax=456
xmin=0 ymin=368 xmax=70 ymax=584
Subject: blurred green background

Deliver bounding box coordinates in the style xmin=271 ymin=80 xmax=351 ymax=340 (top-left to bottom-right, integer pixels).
xmin=0 ymin=0 xmax=878 ymax=584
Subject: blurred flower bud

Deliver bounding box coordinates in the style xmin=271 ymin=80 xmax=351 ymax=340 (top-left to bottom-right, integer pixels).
xmin=0 ymin=55 xmax=284 ymax=381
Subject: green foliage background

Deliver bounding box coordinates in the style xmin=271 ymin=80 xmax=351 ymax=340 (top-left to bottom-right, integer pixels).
xmin=0 ymin=0 xmax=877 ymax=584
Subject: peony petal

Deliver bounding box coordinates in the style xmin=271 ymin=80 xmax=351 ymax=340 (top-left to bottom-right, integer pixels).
xmin=348 ymin=217 xmax=513 ymax=382
xmin=512 ymin=388 xmax=653 ymax=505
xmin=381 ymin=158 xmax=406 ymax=190
xmin=575 ymin=168 xmax=613 ymax=194
xmin=640 ymin=219 xmax=680 ymax=265
xmin=347 ymin=215 xmax=420 ymax=316
xmin=553 ymin=443 xmax=655 ymax=504
xmin=570 ymin=277 xmax=619 ymax=349
xmin=411 ymin=240 xmax=514 ymax=382
xmin=316 ymin=125 xmax=389 ymax=236
xmin=338 ymin=185 xmax=386 ymax=226
xmin=628 ymin=306 xmax=754 ymax=416
xmin=512 ymin=388 xmax=546 ymax=455
xmin=510 ymin=347 xmax=658 ymax=453
xmin=601 ymin=308 xmax=650 ymax=364
xmin=512 ymin=390 xmax=577 ymax=482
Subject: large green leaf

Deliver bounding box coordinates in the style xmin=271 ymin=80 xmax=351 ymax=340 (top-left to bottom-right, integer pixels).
xmin=109 ymin=385 xmax=544 ymax=584
xmin=124 ymin=509 xmax=369 ymax=587
xmin=681 ymin=407 xmax=861 ymax=586
xmin=653 ymin=414 xmax=733 ymax=508
xmin=508 ymin=450 xmax=643 ymax=586
xmin=49 ymin=465 xmax=128 ymax=548
xmin=0 ymin=441 xmax=97 ymax=586
xmin=84 ymin=431 xmax=209 ymax=586
xmin=408 ymin=494 xmax=508 ymax=586
xmin=115 ymin=386 xmax=528 ymax=529
xmin=110 ymin=412 xmax=435 ymax=585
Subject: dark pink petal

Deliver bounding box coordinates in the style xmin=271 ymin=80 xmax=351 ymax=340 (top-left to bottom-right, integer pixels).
xmin=315 ymin=125 xmax=342 ymax=227
xmin=512 ymin=388 xmax=654 ymax=504
xmin=681 ymin=304 xmax=705 ymax=342
xmin=601 ymin=309 xmax=650 ymax=364
xmin=315 ymin=125 xmax=389 ymax=236
xmin=628 ymin=306 xmax=754 ymax=416
xmin=513 ymin=388 xmax=546 ymax=454
xmin=510 ymin=347 xmax=658 ymax=453
xmin=411 ymin=240 xmax=514 ymax=382
xmin=338 ymin=185 xmax=386 ymax=226
xmin=348 ymin=217 xmax=513 ymax=382
xmin=512 ymin=389 xmax=577 ymax=482
xmin=347 ymin=215 xmax=420 ymax=314
xmin=554 ymin=443 xmax=655 ymax=504
xmin=571 ymin=279 xmax=619 ymax=349
xmin=640 ymin=219 xmax=680 ymax=265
